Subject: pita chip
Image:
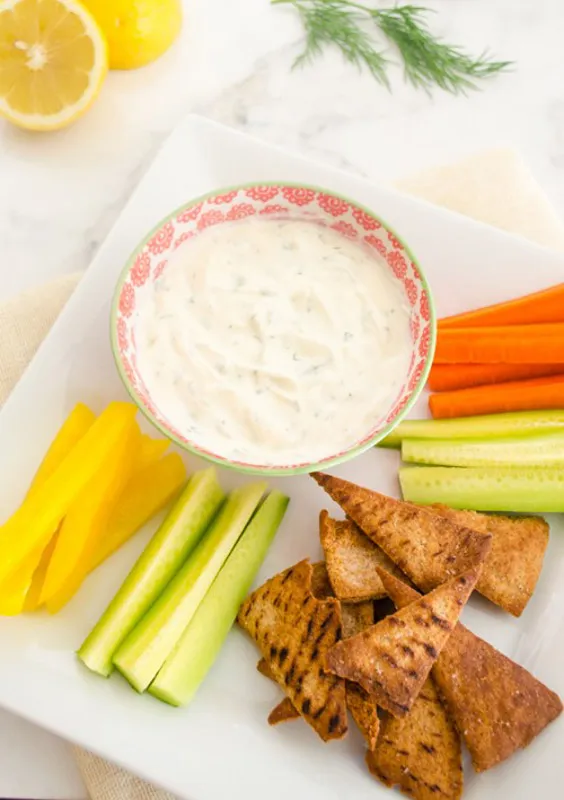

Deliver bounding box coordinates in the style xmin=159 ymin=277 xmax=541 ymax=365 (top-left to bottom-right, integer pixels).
xmin=326 ymin=567 xmax=480 ymax=717
xmin=268 ymin=698 xmax=300 ymax=725
xmin=238 ymin=560 xmax=347 ymax=741
xmin=312 ymin=473 xmax=491 ymax=592
xmin=310 ymin=560 xmax=334 ymax=600
xmin=265 ymin=570 xmax=378 ymax=745
xmin=341 ymin=599 xmax=374 ymax=639
xmin=341 ymin=600 xmax=380 ymax=748
xmin=263 ymin=573 xmax=379 ymax=746
xmin=266 ymin=668 xmax=380 ymax=747
xmin=379 ymin=569 xmax=563 ymax=772
xmin=262 ymin=563 xmax=336 ymax=729
xmin=319 ymin=510 xmax=403 ymax=602
xmin=427 ymin=505 xmax=549 ymax=617
xmin=367 ymin=677 xmax=463 ymax=800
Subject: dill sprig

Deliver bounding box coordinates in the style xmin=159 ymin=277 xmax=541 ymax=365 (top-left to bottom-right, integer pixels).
xmin=272 ymin=0 xmax=512 ymax=94
xmin=291 ymin=1 xmax=390 ymax=86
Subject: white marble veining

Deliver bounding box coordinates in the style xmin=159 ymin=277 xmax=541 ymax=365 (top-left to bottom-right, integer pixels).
xmin=0 ymin=0 xmax=562 ymax=796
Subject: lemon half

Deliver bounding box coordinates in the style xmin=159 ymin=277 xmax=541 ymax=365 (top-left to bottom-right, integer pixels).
xmin=0 ymin=0 xmax=108 ymax=131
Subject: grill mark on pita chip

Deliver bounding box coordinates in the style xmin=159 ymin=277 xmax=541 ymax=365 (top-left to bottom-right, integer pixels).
xmin=326 ymin=567 xmax=479 ymax=718
xmin=367 ymin=677 xmax=463 ymax=800
xmin=319 ymin=510 xmax=403 ymax=603
xmin=260 ymin=567 xmax=379 ymax=747
xmin=426 ymin=504 xmax=549 ymax=617
xmin=312 ymin=473 xmax=491 ymax=593
xmin=379 ymin=569 xmax=563 ymax=772
xmin=238 ymin=559 xmax=347 ymax=741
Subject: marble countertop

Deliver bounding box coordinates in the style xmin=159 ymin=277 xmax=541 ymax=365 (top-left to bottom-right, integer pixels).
xmin=0 ymin=0 xmax=562 ymax=796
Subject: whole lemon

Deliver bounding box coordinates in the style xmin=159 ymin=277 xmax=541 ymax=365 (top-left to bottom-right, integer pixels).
xmin=83 ymin=0 xmax=183 ymax=70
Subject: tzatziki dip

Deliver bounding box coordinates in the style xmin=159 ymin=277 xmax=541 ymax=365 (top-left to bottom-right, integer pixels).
xmin=135 ymin=217 xmax=412 ymax=465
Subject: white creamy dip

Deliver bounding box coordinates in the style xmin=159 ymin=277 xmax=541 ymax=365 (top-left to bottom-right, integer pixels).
xmin=135 ymin=217 xmax=412 ymax=465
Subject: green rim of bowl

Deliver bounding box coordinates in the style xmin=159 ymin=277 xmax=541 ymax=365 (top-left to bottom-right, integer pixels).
xmin=110 ymin=181 xmax=437 ymax=476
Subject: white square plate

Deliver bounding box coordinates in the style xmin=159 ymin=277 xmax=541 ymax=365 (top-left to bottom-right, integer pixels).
xmin=1 ymin=115 xmax=563 ymax=800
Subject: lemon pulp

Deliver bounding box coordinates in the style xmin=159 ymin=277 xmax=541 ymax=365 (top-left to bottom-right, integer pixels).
xmin=0 ymin=0 xmax=108 ymax=130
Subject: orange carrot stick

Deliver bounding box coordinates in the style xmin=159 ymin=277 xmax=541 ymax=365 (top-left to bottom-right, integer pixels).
xmin=428 ymin=363 xmax=564 ymax=392
xmin=439 ymin=282 xmax=564 ymax=329
xmin=429 ymin=375 xmax=564 ymax=419
xmin=434 ymin=324 xmax=564 ymax=364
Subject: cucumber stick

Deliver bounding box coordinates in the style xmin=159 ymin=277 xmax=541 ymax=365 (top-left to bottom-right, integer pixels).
xmin=380 ymin=410 xmax=564 ymax=449
xmin=113 ymin=481 xmax=267 ymax=692
xmin=402 ymin=430 xmax=564 ymax=468
xmin=150 ymin=490 xmax=289 ymax=707
xmin=400 ymin=465 xmax=564 ymax=512
xmin=77 ymin=468 xmax=224 ymax=677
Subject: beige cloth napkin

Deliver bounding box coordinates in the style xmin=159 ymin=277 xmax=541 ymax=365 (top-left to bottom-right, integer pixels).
xmin=1 ymin=146 xmax=563 ymax=800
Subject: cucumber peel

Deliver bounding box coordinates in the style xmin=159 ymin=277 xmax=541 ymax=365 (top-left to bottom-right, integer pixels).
xmin=380 ymin=410 xmax=564 ymax=449
xmin=149 ymin=490 xmax=289 ymax=707
xmin=400 ymin=465 xmax=564 ymax=512
xmin=77 ymin=467 xmax=224 ymax=677
xmin=113 ymin=481 xmax=267 ymax=693
xmin=402 ymin=430 xmax=564 ymax=468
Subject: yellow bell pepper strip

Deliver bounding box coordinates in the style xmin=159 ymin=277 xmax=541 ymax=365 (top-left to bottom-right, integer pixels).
xmin=26 ymin=425 xmax=171 ymax=612
xmin=28 ymin=403 xmax=97 ymax=494
xmin=137 ymin=435 xmax=170 ymax=472
xmin=0 ymin=403 xmax=97 ymax=615
xmin=44 ymin=453 xmax=186 ymax=613
xmin=23 ymin=532 xmax=59 ymax=612
xmin=0 ymin=401 xmax=138 ymax=586
xmin=39 ymin=419 xmax=141 ymax=607
xmin=91 ymin=452 xmax=187 ymax=570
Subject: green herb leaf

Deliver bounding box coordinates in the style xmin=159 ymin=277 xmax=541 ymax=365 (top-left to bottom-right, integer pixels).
xmin=272 ymin=0 xmax=512 ymax=94
xmin=372 ymin=5 xmax=512 ymax=94
xmin=290 ymin=0 xmax=390 ymax=86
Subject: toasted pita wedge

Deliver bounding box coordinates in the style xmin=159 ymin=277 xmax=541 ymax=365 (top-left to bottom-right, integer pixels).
xmin=312 ymin=473 xmax=491 ymax=592
xmin=267 ymin=676 xmax=380 ymax=746
xmin=326 ymin=567 xmax=479 ymax=717
xmin=263 ymin=576 xmax=378 ymax=746
xmin=257 ymin=658 xmax=274 ymax=680
xmin=368 ymin=677 xmax=462 ymax=800
xmin=341 ymin=600 xmax=374 ymax=639
xmin=379 ymin=569 xmax=563 ymax=772
xmin=266 ymin=678 xmax=380 ymax=746
xmin=268 ymin=698 xmax=300 ymax=725
xmin=257 ymin=562 xmax=379 ymax=748
xmin=342 ymin=600 xmax=379 ymax=748
xmin=347 ymin=683 xmax=380 ymax=750
xmin=238 ymin=559 xmax=347 ymax=741
xmin=320 ymin=510 xmax=403 ymax=602
xmin=261 ymin=562 xmax=334 ymax=729
xmin=427 ymin=505 xmax=548 ymax=617
xmin=310 ymin=560 xmax=334 ymax=600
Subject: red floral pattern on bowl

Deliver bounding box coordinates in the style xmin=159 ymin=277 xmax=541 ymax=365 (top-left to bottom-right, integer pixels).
xmin=226 ymin=203 xmax=256 ymax=221
xmin=131 ymin=252 xmax=151 ymax=287
xmin=245 ymin=186 xmax=280 ymax=202
xmin=112 ymin=183 xmax=435 ymax=475
xmin=281 ymin=187 xmax=316 ymax=206
xmin=387 ymin=250 xmax=408 ymax=279
xmin=353 ymin=207 xmax=381 ymax=231
xmin=148 ymin=222 xmax=174 ymax=255
xmin=176 ymin=202 xmax=203 ymax=223
xmin=317 ymin=193 xmax=349 ymax=217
